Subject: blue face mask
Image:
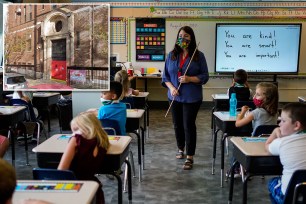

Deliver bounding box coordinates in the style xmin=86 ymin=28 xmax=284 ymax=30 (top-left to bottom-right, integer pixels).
xmin=100 ymin=98 xmax=112 ymax=106
xmin=176 ymin=37 xmax=190 ymax=49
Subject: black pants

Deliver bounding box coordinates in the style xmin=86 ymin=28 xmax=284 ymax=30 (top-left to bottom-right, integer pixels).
xmin=170 ymin=100 xmax=202 ymax=156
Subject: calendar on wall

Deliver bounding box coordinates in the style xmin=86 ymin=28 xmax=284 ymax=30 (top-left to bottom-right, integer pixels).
xmin=135 ymin=18 xmax=165 ymax=61
xmin=110 ymin=17 xmax=126 ymax=44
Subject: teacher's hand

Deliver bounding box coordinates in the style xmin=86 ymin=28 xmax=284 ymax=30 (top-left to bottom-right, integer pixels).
xmin=178 ymin=76 xmax=189 ymax=83
xmin=170 ymin=87 xmax=179 ymax=96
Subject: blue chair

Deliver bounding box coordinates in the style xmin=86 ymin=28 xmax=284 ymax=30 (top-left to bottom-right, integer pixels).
xmin=253 ymin=125 xmax=279 ymax=137
xmin=121 ymin=96 xmax=134 ymax=109
xmin=282 ymin=169 xmax=306 ymax=204
xmin=33 ymin=168 xmax=76 ymax=180
xmin=100 ymin=118 xmax=122 ymax=135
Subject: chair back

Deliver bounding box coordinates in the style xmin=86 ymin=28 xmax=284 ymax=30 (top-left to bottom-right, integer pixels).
xmin=283 ymin=169 xmax=306 ymax=204
xmin=229 ymin=86 xmax=251 ymax=101
xmin=253 ymin=125 xmax=279 ymax=137
xmin=293 ymin=182 xmax=306 ymax=204
xmin=237 ymin=100 xmax=256 ymax=111
xmin=33 ymin=168 xmax=76 ymax=180
xmin=121 ymin=97 xmax=135 ymax=109
xmin=10 ymin=99 xmax=36 ymax=121
xmin=100 ymin=118 xmax=122 ymax=135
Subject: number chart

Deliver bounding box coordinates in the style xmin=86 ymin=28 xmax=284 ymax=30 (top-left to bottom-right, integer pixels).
xmin=111 ymin=17 xmax=126 ymax=44
xmin=135 ymin=18 xmax=165 ymax=61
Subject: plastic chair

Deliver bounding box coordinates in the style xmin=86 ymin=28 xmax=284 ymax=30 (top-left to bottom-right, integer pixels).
xmin=252 ymin=125 xmax=279 ymax=137
xmin=293 ymin=182 xmax=306 ymax=204
xmin=33 ymin=168 xmax=76 ymax=180
xmin=281 ymin=169 xmax=306 ymax=204
xmin=99 ymin=118 xmax=135 ymax=193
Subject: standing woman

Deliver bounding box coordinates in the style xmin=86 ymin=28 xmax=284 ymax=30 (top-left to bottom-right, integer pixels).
xmin=162 ymin=26 xmax=209 ymax=170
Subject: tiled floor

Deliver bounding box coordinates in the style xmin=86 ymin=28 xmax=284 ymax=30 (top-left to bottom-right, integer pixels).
xmin=4 ymin=108 xmax=273 ymax=204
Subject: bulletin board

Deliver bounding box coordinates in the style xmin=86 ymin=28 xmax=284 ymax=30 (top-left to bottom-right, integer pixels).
xmin=135 ymin=18 xmax=165 ymax=61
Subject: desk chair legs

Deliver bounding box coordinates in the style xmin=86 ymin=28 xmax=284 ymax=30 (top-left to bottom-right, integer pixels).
xmin=123 ymin=150 xmax=135 ymax=193
xmin=212 ymin=128 xmax=220 ymax=175
xmin=129 ymin=131 xmax=142 ymax=182
xmin=115 ymin=160 xmax=132 ymax=204
xmin=221 ymin=133 xmax=229 ymax=188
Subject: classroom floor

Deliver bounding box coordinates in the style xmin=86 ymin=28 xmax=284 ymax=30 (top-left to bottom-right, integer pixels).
xmin=5 ymin=108 xmax=273 ymax=204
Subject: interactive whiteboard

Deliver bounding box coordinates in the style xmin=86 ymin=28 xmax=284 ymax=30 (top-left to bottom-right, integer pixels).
xmin=215 ymin=24 xmax=302 ymax=74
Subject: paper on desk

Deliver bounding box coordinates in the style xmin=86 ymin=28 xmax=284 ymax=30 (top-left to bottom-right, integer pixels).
xmin=57 ymin=135 xmax=72 ymax=140
xmin=242 ymin=137 xmax=267 ymax=142
xmin=109 ymin=136 xmax=120 ymax=141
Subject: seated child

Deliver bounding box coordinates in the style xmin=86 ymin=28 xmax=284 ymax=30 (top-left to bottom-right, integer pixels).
xmin=227 ymin=69 xmax=251 ymax=101
xmin=114 ymin=70 xmax=139 ymax=99
xmin=0 ymin=135 xmax=9 ymax=158
xmin=265 ymin=102 xmax=306 ymax=204
xmin=58 ymin=112 xmax=110 ymax=204
xmin=88 ymin=81 xmax=127 ymax=135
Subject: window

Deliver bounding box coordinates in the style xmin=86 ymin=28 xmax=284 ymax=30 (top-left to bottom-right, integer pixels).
xmin=27 ymin=38 xmax=31 ymax=51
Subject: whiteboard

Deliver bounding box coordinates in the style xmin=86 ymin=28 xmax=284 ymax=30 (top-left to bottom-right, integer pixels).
xmin=129 ymin=19 xmax=306 ymax=74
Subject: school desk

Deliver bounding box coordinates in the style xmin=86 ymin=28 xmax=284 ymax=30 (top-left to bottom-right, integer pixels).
xmin=298 ymin=96 xmax=306 ymax=103
xmin=13 ymin=180 xmax=98 ymax=204
xmin=228 ymin=137 xmax=282 ymax=204
xmin=6 ymin=92 xmax=60 ymax=132
xmin=212 ymin=111 xmax=251 ymax=188
xmin=126 ymin=109 xmax=145 ymax=182
xmin=32 ymin=92 xmax=60 ymax=132
xmin=32 ymin=134 xmax=132 ymax=204
xmin=0 ymin=105 xmax=26 ymax=167
xmin=211 ymin=94 xmax=229 ymax=137
xmin=132 ymin=92 xmax=150 ymax=140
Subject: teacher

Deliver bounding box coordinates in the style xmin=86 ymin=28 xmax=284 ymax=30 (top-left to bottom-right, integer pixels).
xmin=162 ymin=26 xmax=209 ymax=170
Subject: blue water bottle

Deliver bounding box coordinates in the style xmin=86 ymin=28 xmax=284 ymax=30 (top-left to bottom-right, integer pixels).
xmin=229 ymin=93 xmax=237 ymax=117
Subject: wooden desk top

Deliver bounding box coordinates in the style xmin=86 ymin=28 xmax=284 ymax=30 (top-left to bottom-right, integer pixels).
xmin=33 ymin=134 xmax=132 ymax=155
xmin=33 ymin=92 xmax=60 ymax=98
xmin=230 ymin=137 xmax=272 ymax=156
xmin=135 ymin=75 xmax=162 ymax=79
xmin=211 ymin=94 xmax=229 ymax=100
xmin=132 ymin=92 xmax=149 ymax=98
xmin=213 ymin=111 xmax=237 ymax=122
xmin=13 ymin=180 xmax=98 ymax=204
xmin=0 ymin=106 xmax=26 ymax=115
xmin=126 ymin=109 xmax=145 ymax=118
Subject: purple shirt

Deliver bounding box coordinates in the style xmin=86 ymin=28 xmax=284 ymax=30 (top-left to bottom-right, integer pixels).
xmin=162 ymin=51 xmax=209 ymax=103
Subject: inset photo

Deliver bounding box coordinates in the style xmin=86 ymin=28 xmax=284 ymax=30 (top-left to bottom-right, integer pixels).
xmin=3 ymin=3 xmax=110 ymax=91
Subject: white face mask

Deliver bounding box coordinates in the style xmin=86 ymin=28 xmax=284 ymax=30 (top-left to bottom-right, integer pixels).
xmin=100 ymin=98 xmax=112 ymax=105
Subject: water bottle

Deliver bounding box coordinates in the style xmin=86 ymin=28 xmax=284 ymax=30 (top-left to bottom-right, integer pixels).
xmin=229 ymin=93 xmax=237 ymax=117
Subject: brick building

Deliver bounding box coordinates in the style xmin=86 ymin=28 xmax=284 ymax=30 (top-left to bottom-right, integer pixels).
xmin=4 ymin=3 xmax=109 ymax=82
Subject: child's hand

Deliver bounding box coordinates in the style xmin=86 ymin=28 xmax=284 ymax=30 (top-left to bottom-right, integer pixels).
xmin=241 ymin=106 xmax=249 ymax=114
xmin=272 ymin=127 xmax=282 ymax=138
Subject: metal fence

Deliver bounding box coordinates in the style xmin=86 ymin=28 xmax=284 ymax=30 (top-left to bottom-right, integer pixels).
xmin=67 ymin=66 xmax=109 ymax=89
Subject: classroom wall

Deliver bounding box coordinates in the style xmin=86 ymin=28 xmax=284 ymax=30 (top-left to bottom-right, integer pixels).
xmin=110 ymin=4 xmax=306 ymax=102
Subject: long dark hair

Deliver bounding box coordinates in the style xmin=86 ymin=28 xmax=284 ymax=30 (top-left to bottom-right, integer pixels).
xmin=171 ymin=26 xmax=199 ymax=61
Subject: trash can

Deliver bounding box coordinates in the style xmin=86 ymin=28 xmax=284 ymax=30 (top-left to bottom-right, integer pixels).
xmin=57 ymin=97 xmax=72 ymax=131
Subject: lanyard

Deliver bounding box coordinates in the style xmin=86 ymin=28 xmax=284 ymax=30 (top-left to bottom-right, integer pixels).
xmin=178 ymin=53 xmax=189 ymax=77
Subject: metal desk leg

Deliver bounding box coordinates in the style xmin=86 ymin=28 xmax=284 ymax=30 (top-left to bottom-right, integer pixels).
xmin=124 ymin=160 xmax=132 ymax=201
xmin=8 ymin=128 xmax=15 ymax=167
xmin=243 ymin=174 xmax=251 ymax=204
xmin=221 ymin=133 xmax=228 ymax=188
xmin=113 ymin=173 xmax=123 ymax=204
xmin=228 ymin=161 xmax=238 ymax=204
xmin=132 ymin=131 xmax=142 ymax=182
xmin=140 ymin=127 xmax=145 ymax=170
xmin=212 ymin=128 xmax=220 ymax=175
xmin=211 ymin=106 xmax=215 ymax=140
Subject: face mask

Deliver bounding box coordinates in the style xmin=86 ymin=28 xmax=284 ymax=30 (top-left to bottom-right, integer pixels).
xmin=100 ymin=98 xmax=112 ymax=106
xmin=253 ymin=98 xmax=263 ymax=107
xmin=176 ymin=37 xmax=190 ymax=49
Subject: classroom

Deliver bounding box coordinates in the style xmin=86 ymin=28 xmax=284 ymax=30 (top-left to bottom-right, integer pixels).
xmin=1 ymin=0 xmax=306 ymax=204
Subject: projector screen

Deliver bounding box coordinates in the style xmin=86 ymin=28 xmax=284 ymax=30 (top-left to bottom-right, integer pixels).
xmin=215 ymin=23 xmax=302 ymax=74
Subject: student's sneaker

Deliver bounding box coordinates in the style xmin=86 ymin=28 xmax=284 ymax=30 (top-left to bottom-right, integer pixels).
xmin=226 ymin=167 xmax=241 ymax=179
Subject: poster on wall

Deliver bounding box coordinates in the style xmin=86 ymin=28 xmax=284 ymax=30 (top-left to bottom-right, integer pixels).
xmin=135 ymin=18 xmax=165 ymax=61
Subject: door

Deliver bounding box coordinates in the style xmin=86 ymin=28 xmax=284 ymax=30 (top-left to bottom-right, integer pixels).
xmin=51 ymin=39 xmax=66 ymax=81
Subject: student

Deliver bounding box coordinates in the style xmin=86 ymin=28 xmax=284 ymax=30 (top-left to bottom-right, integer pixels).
xmin=236 ymin=82 xmax=279 ymax=135
xmin=227 ymin=69 xmax=251 ymax=101
xmin=228 ymin=82 xmax=279 ymax=178
xmin=98 ymin=81 xmax=127 ymax=135
xmin=265 ymin=102 xmax=306 ymax=204
xmin=114 ymin=70 xmax=139 ymax=99
xmin=12 ymin=91 xmax=33 ymax=103
xmin=0 ymin=135 xmax=9 ymax=158
xmin=58 ymin=112 xmax=110 ymax=204
xmin=0 ymin=158 xmax=16 ymax=204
